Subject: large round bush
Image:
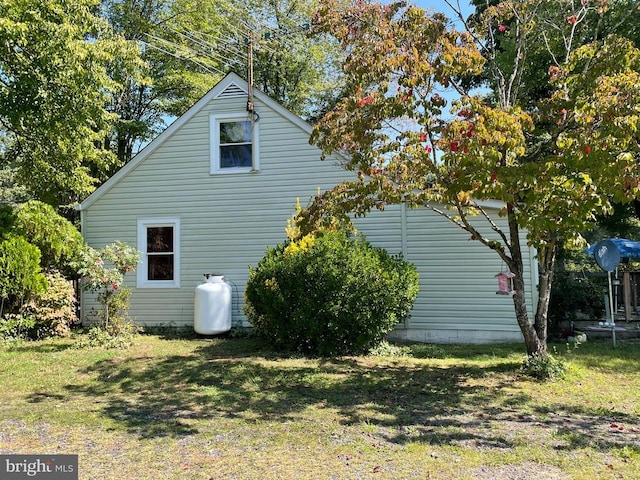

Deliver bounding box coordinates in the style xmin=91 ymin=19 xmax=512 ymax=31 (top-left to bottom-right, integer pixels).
xmin=244 ymin=230 xmax=419 ymax=355
xmin=0 ymin=234 xmax=47 ymax=317
xmin=14 ymin=200 xmax=86 ymax=276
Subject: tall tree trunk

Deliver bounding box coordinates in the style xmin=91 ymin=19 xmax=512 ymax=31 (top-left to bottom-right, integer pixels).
xmin=507 ymin=203 xmax=550 ymax=357
xmin=117 ymin=136 xmax=132 ymax=165
xmin=533 ymin=242 xmax=557 ymax=357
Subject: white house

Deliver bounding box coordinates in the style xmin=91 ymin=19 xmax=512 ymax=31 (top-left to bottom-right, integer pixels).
xmin=78 ymin=72 xmax=537 ymax=344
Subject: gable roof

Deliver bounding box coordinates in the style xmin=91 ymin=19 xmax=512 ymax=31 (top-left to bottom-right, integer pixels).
xmin=78 ymin=72 xmax=314 ymax=211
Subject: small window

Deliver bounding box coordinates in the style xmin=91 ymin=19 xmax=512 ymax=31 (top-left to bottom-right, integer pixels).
xmin=137 ymin=218 xmax=180 ymax=288
xmin=211 ymin=114 xmax=259 ymax=173
xmin=220 ymin=121 xmax=252 ymax=168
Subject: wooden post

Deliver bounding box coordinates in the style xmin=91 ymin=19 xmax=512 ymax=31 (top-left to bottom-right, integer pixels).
xmin=624 ymin=271 xmax=631 ymax=321
xmin=633 ymin=272 xmax=638 ymax=315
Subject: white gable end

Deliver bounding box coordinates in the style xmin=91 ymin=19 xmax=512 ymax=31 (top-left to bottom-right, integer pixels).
xmin=79 ymin=72 xmax=313 ymax=211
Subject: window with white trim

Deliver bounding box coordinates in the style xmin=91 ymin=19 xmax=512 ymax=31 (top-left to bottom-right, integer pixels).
xmin=137 ymin=218 xmax=180 ymax=288
xmin=210 ymin=113 xmax=259 ymax=173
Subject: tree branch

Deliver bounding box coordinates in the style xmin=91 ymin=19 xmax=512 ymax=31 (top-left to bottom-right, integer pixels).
xmin=475 ymin=202 xmax=511 ymax=247
xmin=428 ymin=200 xmax=512 ymax=265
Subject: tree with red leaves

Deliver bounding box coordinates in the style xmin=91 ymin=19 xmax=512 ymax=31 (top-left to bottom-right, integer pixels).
xmin=301 ymin=0 xmax=640 ymax=360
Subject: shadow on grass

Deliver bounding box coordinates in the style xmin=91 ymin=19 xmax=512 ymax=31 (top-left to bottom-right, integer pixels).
xmin=60 ymin=338 xmax=639 ymax=453
xmin=409 ymin=342 xmax=523 ymax=360
xmin=6 ymin=341 xmax=73 ymax=354
xmin=27 ymin=392 xmax=66 ymax=403
xmin=62 ymin=339 xmax=514 ymax=440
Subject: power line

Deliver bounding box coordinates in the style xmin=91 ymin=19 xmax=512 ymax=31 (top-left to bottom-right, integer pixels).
xmin=162 ymin=24 xmax=246 ymax=61
xmin=142 ymin=5 xmax=314 ymax=69
xmin=141 ymin=34 xmax=228 ymax=77
xmin=143 ymin=27 xmax=246 ymax=69
xmin=189 ymin=30 xmax=247 ymax=59
xmin=140 ymin=11 xmax=317 ymax=113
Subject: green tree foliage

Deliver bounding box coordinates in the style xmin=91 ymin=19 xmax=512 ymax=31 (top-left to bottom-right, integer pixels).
xmin=101 ymin=0 xmax=234 ymax=164
xmin=13 ymin=201 xmax=87 ymax=275
xmin=0 ymin=132 xmax=29 ymax=206
xmin=0 ymin=167 xmax=29 ymax=206
xmin=0 ymin=234 xmax=47 ymax=317
xmin=586 ymin=202 xmax=640 ymax=243
xmin=471 ymin=0 xmax=640 ymax=239
xmin=548 ymin=270 xmax=604 ymax=329
xmin=307 ymin=0 xmax=640 ymax=359
xmin=1 ymin=0 xmax=346 ymax=204
xmin=240 ymin=0 xmax=345 ymax=120
xmin=468 ymin=0 xmax=640 ymax=107
xmin=100 ymin=0 xmax=344 ymax=165
xmin=0 ymin=0 xmax=139 ymax=206
xmin=0 ymin=203 xmax=16 ymax=236
xmin=0 ymin=202 xmax=83 ymax=338
xmin=244 ymin=229 xmax=419 ymax=356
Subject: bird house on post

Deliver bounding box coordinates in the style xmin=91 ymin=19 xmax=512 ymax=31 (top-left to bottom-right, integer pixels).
xmin=495 ymin=270 xmax=515 ymax=295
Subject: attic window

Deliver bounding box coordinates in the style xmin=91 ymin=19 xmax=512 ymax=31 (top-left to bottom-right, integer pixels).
xmin=210 ymin=114 xmax=259 ymax=174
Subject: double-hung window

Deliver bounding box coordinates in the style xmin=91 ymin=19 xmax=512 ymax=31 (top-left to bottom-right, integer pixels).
xmin=137 ymin=218 xmax=180 ymax=288
xmin=210 ymin=114 xmax=259 ymax=174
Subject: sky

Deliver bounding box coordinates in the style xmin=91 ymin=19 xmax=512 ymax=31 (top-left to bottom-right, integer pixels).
xmin=410 ymin=0 xmax=475 ymax=21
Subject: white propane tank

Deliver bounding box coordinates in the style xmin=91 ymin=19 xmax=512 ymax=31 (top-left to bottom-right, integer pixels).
xmin=194 ymin=273 xmax=232 ymax=334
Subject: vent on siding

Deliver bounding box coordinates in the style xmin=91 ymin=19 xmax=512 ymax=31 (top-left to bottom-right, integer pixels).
xmin=218 ymin=83 xmax=246 ymax=98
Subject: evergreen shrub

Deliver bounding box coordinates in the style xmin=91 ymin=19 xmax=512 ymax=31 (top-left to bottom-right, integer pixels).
xmin=244 ymin=230 xmax=419 ymax=356
xmin=0 ymin=234 xmax=47 ymax=318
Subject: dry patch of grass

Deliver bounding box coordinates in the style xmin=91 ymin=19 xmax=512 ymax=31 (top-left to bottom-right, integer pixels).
xmin=0 ymin=335 xmax=638 ymax=479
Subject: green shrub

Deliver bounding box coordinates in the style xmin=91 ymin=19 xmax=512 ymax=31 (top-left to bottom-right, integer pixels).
xmin=0 ymin=313 xmax=36 ymax=341
xmin=20 ymin=271 xmax=77 ymax=338
xmin=74 ymin=325 xmax=136 ymax=349
xmin=368 ymin=340 xmax=413 ymax=358
xmin=549 ymin=271 xmax=605 ymax=332
xmin=0 ymin=234 xmax=47 ymax=317
xmin=244 ymin=229 xmax=419 ymax=356
xmin=521 ymin=352 xmax=567 ymax=381
xmin=0 ymin=203 xmax=16 ymax=238
xmin=78 ymin=241 xmax=141 ymax=344
xmin=14 ymin=200 xmax=86 ymax=275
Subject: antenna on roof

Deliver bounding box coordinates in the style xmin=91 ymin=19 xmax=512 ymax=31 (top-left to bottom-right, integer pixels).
xmin=246 ymin=32 xmax=254 ymax=113
xmin=243 ymin=19 xmax=311 ymax=115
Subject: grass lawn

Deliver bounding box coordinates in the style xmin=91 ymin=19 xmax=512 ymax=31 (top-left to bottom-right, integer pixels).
xmin=0 ymin=333 xmax=638 ymax=479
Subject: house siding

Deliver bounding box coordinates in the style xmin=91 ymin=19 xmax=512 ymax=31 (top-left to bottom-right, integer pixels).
xmin=394 ymin=207 xmax=531 ymax=342
xmin=354 ymin=205 xmax=532 ymax=343
xmin=81 ymin=90 xmax=354 ymax=328
xmin=81 ymin=74 xmax=536 ymax=343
